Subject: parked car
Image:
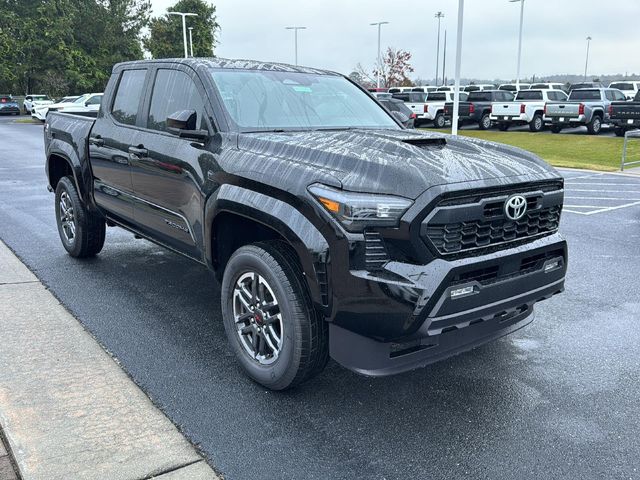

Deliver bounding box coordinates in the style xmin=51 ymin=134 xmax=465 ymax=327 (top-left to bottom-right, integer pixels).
xmin=420 ymin=91 xmax=468 ymax=128
xmin=463 ymin=84 xmax=495 ymax=92
xmin=391 ymin=91 xmax=428 ymax=126
xmin=378 ymin=98 xmax=416 ymax=128
xmin=32 ymin=93 xmax=103 ymax=121
xmin=610 ymin=90 xmax=640 ymax=136
xmin=43 ymin=58 xmax=567 ymax=390
xmin=544 ymin=88 xmax=626 ymax=134
xmin=388 ymin=87 xmax=414 ymax=94
xmin=569 ymin=81 xmax=604 ymax=91
xmin=491 ymin=89 xmax=568 ymax=132
xmin=529 ymin=83 xmax=566 ymax=91
xmin=0 ymin=95 xmax=20 ymax=115
xmin=444 ymin=90 xmax=515 ymax=129
xmin=23 ymin=94 xmax=53 ymax=114
xmin=608 ymin=81 xmax=640 ymax=101
xmin=498 ymin=83 xmax=531 ymax=92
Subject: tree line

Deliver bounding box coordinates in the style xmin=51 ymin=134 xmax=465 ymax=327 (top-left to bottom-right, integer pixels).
xmin=0 ymin=0 xmax=219 ymax=97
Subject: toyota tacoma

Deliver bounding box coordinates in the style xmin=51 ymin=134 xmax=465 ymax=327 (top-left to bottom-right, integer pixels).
xmin=44 ymin=58 xmax=567 ymax=390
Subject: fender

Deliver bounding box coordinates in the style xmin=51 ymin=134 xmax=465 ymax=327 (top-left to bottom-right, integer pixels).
xmin=204 ymin=184 xmax=330 ymax=310
xmin=45 ymin=119 xmax=98 ymax=211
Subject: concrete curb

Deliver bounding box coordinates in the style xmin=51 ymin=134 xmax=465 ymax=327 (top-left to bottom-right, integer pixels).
xmin=0 ymin=241 xmax=220 ymax=480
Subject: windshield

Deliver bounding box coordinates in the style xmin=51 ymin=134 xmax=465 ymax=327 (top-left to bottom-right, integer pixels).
xmin=516 ymin=90 xmax=543 ymax=101
xmin=569 ymin=89 xmax=601 ymax=101
xmin=210 ymin=69 xmax=399 ymax=131
xmin=32 ymin=95 xmax=50 ymax=101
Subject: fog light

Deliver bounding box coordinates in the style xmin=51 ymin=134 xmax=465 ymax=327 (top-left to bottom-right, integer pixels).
xmin=544 ymin=260 xmax=561 ymax=272
xmin=450 ymin=285 xmax=475 ymax=299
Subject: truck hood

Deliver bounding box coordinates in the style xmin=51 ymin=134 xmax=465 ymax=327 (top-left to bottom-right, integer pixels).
xmin=237 ymin=129 xmax=557 ymax=199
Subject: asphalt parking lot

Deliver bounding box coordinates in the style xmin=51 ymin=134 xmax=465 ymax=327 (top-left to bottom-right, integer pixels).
xmin=1 ymin=115 xmax=639 ymax=480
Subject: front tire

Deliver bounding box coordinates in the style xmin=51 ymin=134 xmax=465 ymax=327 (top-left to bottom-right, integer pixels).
xmin=221 ymin=241 xmax=329 ymax=390
xmin=586 ymin=115 xmax=602 ymax=135
xmin=478 ymin=113 xmax=491 ymax=130
xmin=54 ymin=176 xmax=105 ymax=257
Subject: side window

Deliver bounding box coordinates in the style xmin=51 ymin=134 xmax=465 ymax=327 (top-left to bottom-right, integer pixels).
xmin=111 ymin=69 xmax=146 ymax=125
xmin=557 ymin=91 xmax=568 ymax=101
xmin=604 ymin=91 xmax=615 ymax=101
xmin=148 ymin=69 xmax=205 ymax=132
xmin=547 ymin=91 xmax=557 ymax=101
xmin=86 ymin=95 xmax=102 ymax=106
xmin=613 ymin=90 xmax=626 ymax=101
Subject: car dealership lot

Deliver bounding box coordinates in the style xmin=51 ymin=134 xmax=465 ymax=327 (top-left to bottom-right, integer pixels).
xmin=1 ymin=118 xmax=639 ymax=480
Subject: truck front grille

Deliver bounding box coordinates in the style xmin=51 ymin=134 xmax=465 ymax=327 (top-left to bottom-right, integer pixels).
xmin=421 ymin=183 xmax=563 ymax=256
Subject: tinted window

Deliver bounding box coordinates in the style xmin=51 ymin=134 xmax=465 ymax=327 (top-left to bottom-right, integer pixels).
xmin=86 ymin=95 xmax=102 ymax=106
xmin=612 ymin=90 xmax=627 ymax=101
xmin=464 ymin=85 xmax=479 ymax=92
xmin=516 ymin=90 xmax=543 ymax=101
xmin=148 ymin=69 xmax=204 ymax=132
xmin=411 ymin=87 xmax=424 ymax=92
xmin=569 ymin=89 xmax=602 ymax=101
xmin=388 ymin=88 xmax=401 ymax=93
xmin=111 ymin=69 xmax=146 ymax=125
xmin=499 ymin=85 xmax=517 ymax=91
xmin=530 ymin=84 xmax=549 ymax=90
xmin=381 ymin=99 xmax=412 ymax=116
xmin=610 ymin=82 xmax=634 ymax=90
xmin=392 ymin=93 xmax=410 ymax=101
xmin=427 ymin=92 xmax=446 ymax=101
xmin=409 ymin=92 xmax=427 ymax=102
xmin=467 ymin=92 xmax=492 ymax=101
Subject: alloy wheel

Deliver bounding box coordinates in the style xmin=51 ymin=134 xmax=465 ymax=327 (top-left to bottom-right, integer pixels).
xmin=59 ymin=191 xmax=76 ymax=243
xmin=233 ymin=271 xmax=284 ymax=365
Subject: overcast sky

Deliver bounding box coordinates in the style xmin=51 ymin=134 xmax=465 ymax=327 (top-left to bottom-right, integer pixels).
xmin=151 ymin=0 xmax=640 ymax=81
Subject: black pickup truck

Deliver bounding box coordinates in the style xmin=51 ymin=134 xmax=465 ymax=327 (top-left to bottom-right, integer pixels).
xmin=44 ymin=58 xmax=567 ymax=390
xmin=610 ymin=90 xmax=640 ymax=136
xmin=444 ymin=90 xmax=515 ymax=129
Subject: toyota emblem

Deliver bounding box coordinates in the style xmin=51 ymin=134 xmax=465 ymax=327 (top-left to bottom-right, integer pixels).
xmin=504 ymin=195 xmax=527 ymax=220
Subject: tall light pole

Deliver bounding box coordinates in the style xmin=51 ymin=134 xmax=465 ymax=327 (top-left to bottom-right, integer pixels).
xmin=168 ymin=12 xmax=197 ymax=59
xmin=584 ymin=36 xmax=592 ymax=81
xmin=285 ymin=26 xmax=307 ymax=65
xmin=442 ymin=30 xmax=447 ymax=86
xmin=434 ymin=12 xmax=444 ymax=86
xmin=509 ymin=0 xmax=525 ymax=87
xmin=370 ymin=21 xmax=389 ymax=88
xmin=452 ymin=0 xmax=465 ymax=136
xmin=188 ymin=27 xmax=194 ymax=57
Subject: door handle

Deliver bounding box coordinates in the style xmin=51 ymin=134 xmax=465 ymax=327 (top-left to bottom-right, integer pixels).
xmin=89 ymin=136 xmax=104 ymax=147
xmin=128 ymin=146 xmax=148 ymax=157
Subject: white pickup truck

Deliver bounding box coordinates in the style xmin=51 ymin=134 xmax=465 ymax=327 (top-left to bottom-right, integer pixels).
xmin=491 ymin=89 xmax=568 ymax=132
xmin=419 ymin=91 xmax=468 ymax=128
xmin=390 ymin=91 xmax=429 ymax=126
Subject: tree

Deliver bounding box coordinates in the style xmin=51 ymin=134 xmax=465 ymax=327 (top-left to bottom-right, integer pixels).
xmin=372 ymin=48 xmax=414 ymax=88
xmin=144 ymin=0 xmax=219 ymax=59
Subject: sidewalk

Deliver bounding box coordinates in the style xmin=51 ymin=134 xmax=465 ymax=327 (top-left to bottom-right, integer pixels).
xmin=0 ymin=241 xmax=220 ymax=480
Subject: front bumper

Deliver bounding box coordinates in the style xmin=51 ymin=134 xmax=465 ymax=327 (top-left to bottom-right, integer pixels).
xmin=329 ymin=233 xmax=567 ymax=376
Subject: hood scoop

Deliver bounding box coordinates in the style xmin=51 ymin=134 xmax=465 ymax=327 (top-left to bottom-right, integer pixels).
xmin=401 ymin=137 xmax=447 ymax=149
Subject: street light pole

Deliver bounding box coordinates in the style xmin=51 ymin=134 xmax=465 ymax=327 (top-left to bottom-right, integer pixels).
xmin=168 ymin=12 xmax=198 ymax=59
xmin=509 ymin=0 xmax=525 ymax=88
xmin=434 ymin=12 xmax=444 ymax=86
xmin=584 ymin=36 xmax=592 ymax=81
xmin=442 ymin=30 xmax=447 ymax=86
xmin=188 ymin=27 xmax=194 ymax=57
xmin=370 ymin=21 xmax=389 ymax=88
xmin=285 ymin=26 xmax=307 ymax=65
xmin=452 ymin=0 xmax=465 ymax=136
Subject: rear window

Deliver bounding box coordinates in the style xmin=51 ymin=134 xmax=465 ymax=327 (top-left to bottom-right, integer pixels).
xmin=392 ymin=93 xmax=409 ymax=102
xmin=610 ymin=82 xmax=634 ymax=90
xmin=464 ymin=85 xmax=480 ymax=92
xmin=516 ymin=90 xmax=543 ymax=101
xmin=409 ymin=92 xmax=427 ymax=102
xmin=568 ymin=89 xmax=601 ymax=101
xmin=467 ymin=92 xmax=492 ymax=101
xmin=530 ymin=84 xmax=550 ymax=89
xmin=111 ymin=69 xmax=147 ymax=125
xmin=427 ymin=92 xmax=446 ymax=101
xmin=570 ymin=83 xmax=594 ymax=91
xmin=499 ymin=85 xmax=517 ymax=91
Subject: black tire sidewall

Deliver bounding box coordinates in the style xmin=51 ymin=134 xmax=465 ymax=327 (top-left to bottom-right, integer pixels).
xmin=434 ymin=114 xmax=445 ymax=128
xmin=479 ymin=114 xmax=491 ymax=130
xmin=55 ymin=177 xmax=82 ymax=256
xmin=221 ymin=246 xmax=305 ymax=390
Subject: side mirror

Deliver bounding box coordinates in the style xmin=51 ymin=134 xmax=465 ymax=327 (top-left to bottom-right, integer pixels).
xmin=167 ymin=110 xmax=208 ymax=141
xmin=391 ymin=111 xmax=409 ymax=124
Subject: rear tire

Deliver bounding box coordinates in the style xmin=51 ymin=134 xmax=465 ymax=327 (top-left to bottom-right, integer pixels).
xmin=529 ymin=114 xmax=544 ymax=132
xmin=614 ymin=127 xmax=626 ymax=137
xmin=221 ymin=241 xmax=329 ymax=390
xmin=550 ymin=125 xmax=562 ymax=134
xmin=479 ymin=113 xmax=491 ymax=130
xmin=586 ymin=115 xmax=602 ymax=135
xmin=54 ymin=176 xmax=105 ymax=257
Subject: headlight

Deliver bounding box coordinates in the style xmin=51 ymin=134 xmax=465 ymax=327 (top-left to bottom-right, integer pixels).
xmin=308 ymin=183 xmax=413 ymax=232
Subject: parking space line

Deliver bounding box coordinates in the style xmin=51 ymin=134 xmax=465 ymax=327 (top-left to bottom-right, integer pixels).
xmin=568 ymin=200 xmax=640 ymax=216
xmin=565 ymin=196 xmax=640 ymax=201
xmin=568 ymin=189 xmax=640 ymax=193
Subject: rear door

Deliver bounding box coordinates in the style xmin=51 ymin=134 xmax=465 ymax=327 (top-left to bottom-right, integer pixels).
xmin=128 ymin=64 xmax=216 ymax=260
xmin=89 ymin=68 xmax=150 ymax=224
